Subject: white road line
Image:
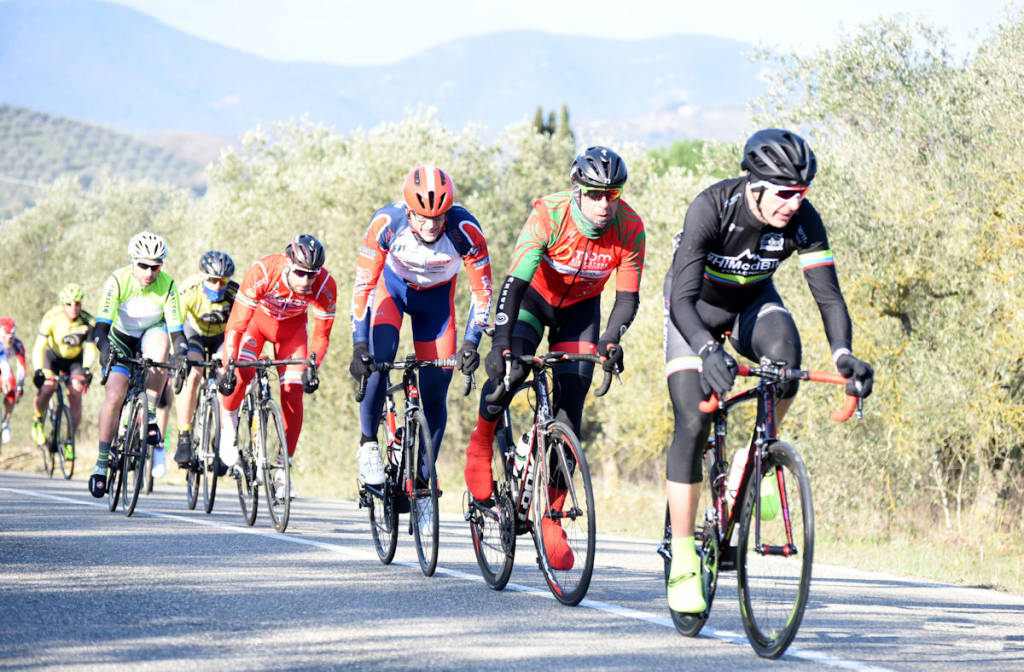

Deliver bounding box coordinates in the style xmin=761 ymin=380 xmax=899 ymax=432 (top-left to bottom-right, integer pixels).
xmin=1 ymin=484 xmax=895 ymax=672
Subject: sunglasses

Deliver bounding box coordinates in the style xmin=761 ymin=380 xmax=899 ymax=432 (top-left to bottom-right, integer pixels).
xmin=205 ymin=276 xmax=228 ymax=286
xmin=751 ymin=180 xmax=811 ymax=202
xmin=579 ymin=185 xmax=623 ymax=202
xmin=292 ymin=268 xmax=318 ymax=279
xmin=136 ymin=262 xmax=162 ymax=271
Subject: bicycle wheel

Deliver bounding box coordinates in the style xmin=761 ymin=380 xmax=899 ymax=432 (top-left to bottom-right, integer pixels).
xmin=54 ymin=397 xmax=74 ymax=480
xmin=185 ymin=414 xmax=200 ymax=510
xmin=531 ymin=419 xmax=595 ymax=606
xmin=736 ymin=440 xmax=814 ymax=659
xmin=121 ymin=398 xmax=148 ymax=517
xmin=200 ymin=398 xmax=220 ymax=514
xmin=467 ymin=419 xmax=516 ymax=590
xmin=663 ymin=498 xmax=720 ymax=636
xmin=261 ymin=400 xmax=290 ymax=533
xmin=40 ymin=434 xmax=55 ymax=477
xmin=235 ymin=400 xmax=258 ymax=526
xmin=106 ymin=446 xmax=123 ymax=512
xmin=409 ymin=410 xmax=439 ymax=576
xmin=143 ymin=440 xmax=154 ymax=495
xmin=367 ymin=414 xmax=398 ymax=564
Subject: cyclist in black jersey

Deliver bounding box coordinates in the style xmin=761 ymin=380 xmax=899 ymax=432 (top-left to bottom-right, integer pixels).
xmin=663 ymin=129 xmax=874 ymax=613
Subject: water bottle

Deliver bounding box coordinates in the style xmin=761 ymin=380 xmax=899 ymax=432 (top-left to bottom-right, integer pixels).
xmin=390 ymin=427 xmax=404 ymax=464
xmin=513 ymin=432 xmax=531 ymax=477
xmin=726 ymin=448 xmax=747 ymax=507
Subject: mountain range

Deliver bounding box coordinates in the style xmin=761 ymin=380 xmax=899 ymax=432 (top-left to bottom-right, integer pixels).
xmin=0 ymin=0 xmax=766 ymax=147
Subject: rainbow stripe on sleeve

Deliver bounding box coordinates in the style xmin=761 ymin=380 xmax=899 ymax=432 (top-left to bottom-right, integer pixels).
xmin=799 ymin=249 xmax=834 ymax=271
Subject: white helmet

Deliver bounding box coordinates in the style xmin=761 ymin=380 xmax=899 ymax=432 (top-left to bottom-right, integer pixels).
xmin=128 ymin=231 xmax=168 ymax=261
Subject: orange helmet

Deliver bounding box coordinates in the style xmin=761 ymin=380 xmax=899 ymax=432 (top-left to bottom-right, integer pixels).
xmin=0 ymin=317 xmax=14 ymax=336
xmin=403 ymin=165 xmax=454 ymax=217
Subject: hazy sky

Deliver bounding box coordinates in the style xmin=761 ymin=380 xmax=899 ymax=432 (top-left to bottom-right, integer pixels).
xmin=109 ymin=0 xmax=1015 ymax=65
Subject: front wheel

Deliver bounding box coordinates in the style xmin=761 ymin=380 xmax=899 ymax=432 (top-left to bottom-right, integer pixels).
xmin=409 ymin=410 xmax=439 ymax=577
xmin=262 ymin=400 xmax=290 ymax=533
xmin=736 ymin=440 xmax=814 ymax=659
xmin=235 ymin=400 xmax=258 ymax=526
xmin=467 ymin=419 xmax=516 ymax=590
xmin=200 ymin=398 xmax=220 ymax=514
xmin=121 ymin=398 xmax=148 ymax=517
xmin=55 ymin=398 xmax=75 ymax=480
xmin=367 ymin=413 xmax=398 ymax=564
xmin=663 ymin=501 xmax=720 ymax=637
xmin=531 ymin=420 xmax=595 ymax=606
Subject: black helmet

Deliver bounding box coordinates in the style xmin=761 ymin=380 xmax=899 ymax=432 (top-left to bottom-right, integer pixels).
xmin=741 ymin=129 xmax=816 ymax=185
xmin=570 ymin=146 xmax=628 ymax=188
xmin=199 ymin=250 xmax=235 ymax=278
xmin=285 ymin=234 xmax=326 ymax=271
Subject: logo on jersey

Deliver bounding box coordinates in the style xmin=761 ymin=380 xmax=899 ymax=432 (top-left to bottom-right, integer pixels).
xmin=760 ymin=233 xmax=785 ymax=252
xmin=706 ymin=249 xmax=780 ymax=275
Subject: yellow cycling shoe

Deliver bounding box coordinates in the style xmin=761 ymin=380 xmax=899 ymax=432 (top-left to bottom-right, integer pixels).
xmin=31 ymin=419 xmax=45 ymax=446
xmin=667 ymin=536 xmax=706 ymax=613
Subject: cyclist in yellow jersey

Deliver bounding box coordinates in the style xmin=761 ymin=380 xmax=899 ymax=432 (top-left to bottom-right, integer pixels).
xmin=30 ymin=283 xmax=97 ymax=455
xmin=172 ymin=250 xmax=238 ymax=468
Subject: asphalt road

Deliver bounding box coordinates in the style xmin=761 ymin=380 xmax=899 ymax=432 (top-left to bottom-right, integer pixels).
xmin=1 ymin=470 xmax=1022 ymax=671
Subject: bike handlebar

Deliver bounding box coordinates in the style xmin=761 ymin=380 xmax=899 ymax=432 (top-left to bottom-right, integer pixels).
xmin=698 ymin=364 xmax=862 ymax=422
xmin=353 ymin=356 xmax=473 ymax=403
xmin=483 ymin=351 xmax=616 ymax=405
xmin=100 ymin=353 xmax=187 ymax=389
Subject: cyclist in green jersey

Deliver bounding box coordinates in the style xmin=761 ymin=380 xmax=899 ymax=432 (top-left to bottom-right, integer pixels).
xmin=88 ymin=232 xmax=188 ymax=497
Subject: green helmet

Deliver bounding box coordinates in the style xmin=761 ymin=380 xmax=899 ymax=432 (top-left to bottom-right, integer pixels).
xmin=59 ymin=283 xmax=85 ymax=304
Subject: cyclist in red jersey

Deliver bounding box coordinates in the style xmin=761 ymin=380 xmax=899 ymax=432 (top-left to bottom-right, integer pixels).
xmin=464 ymin=146 xmax=646 ymax=570
xmin=0 ymin=317 xmax=27 ymax=445
xmin=216 ymin=234 xmax=337 ymax=497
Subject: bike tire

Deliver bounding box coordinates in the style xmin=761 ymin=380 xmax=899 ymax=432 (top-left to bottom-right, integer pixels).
xmin=261 ymin=400 xmax=290 ymax=533
xmin=121 ymin=398 xmax=147 ymax=517
xmin=409 ymin=410 xmax=439 ymax=577
xmin=201 ymin=398 xmax=219 ymax=514
xmin=531 ymin=419 xmax=595 ymax=606
xmin=143 ymin=441 xmax=154 ymax=495
xmin=40 ymin=399 xmax=55 ymax=477
xmin=106 ymin=448 xmax=122 ymax=512
xmin=736 ymin=440 xmax=814 ymax=659
xmin=236 ymin=399 xmax=258 ymax=526
xmin=663 ymin=500 xmax=720 ymax=637
xmin=186 ymin=412 xmax=200 ymax=510
xmin=368 ymin=414 xmax=398 ymax=564
xmin=55 ymin=399 xmax=74 ymax=480
xmin=467 ymin=419 xmax=516 ymax=590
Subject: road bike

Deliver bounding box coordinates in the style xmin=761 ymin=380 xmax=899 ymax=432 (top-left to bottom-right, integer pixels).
xmin=356 ymin=354 xmax=471 ymax=577
xmin=658 ymin=357 xmax=862 ymax=658
xmin=226 ymin=355 xmax=316 ymax=533
xmin=464 ymin=351 xmax=614 ymax=606
xmin=39 ymin=373 xmax=76 ymax=480
xmin=100 ymin=354 xmax=184 ymax=517
xmin=185 ymin=359 xmax=221 ymax=513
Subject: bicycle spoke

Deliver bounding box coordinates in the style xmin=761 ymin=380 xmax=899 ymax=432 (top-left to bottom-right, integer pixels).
xmin=737 ymin=441 xmax=814 ymax=659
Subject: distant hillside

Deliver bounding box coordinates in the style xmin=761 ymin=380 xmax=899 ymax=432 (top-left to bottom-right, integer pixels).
xmin=0 ymin=0 xmax=763 ymax=144
xmin=0 ymin=104 xmax=206 ymax=219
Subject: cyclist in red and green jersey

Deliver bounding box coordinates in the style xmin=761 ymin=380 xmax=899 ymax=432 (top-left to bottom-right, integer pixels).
xmin=464 ymin=146 xmax=645 ymax=570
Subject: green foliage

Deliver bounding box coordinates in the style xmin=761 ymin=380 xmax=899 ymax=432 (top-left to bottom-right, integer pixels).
xmin=648 ymin=139 xmax=737 ymax=178
xmin=0 ymin=104 xmax=204 ymax=219
xmin=750 ymin=10 xmax=1024 ymax=538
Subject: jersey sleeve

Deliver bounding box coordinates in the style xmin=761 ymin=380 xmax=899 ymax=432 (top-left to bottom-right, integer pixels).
xmin=506 ymin=205 xmax=551 ymax=283
xmin=794 ymin=203 xmax=853 ymax=357
xmin=668 ymin=192 xmax=722 ymax=348
xmin=614 ymin=206 xmax=645 ymax=293
xmin=224 ymin=262 xmax=265 ymax=363
xmin=163 ymin=277 xmax=185 ymax=334
xmin=32 ymin=310 xmax=53 ymax=371
xmin=350 ymin=213 xmax=391 ymax=345
xmin=96 ymin=271 xmax=122 ymax=327
xmin=308 ymin=272 xmax=338 ymax=365
xmin=457 ymin=219 xmax=493 ymax=344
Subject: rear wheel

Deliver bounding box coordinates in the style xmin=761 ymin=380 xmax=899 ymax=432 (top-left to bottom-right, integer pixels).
xmin=409 ymin=410 xmax=439 ymax=577
xmin=532 ymin=420 xmax=595 ymax=606
xmin=40 ymin=401 xmax=55 ymax=477
xmin=185 ymin=418 xmax=200 ymax=511
xmin=235 ymin=400 xmax=258 ymax=526
xmin=200 ymin=398 xmax=220 ymax=514
xmin=54 ymin=397 xmax=74 ymax=480
xmin=467 ymin=419 xmax=516 ymax=590
xmin=367 ymin=414 xmax=398 ymax=564
xmin=737 ymin=441 xmax=814 ymax=659
xmin=121 ymin=399 xmax=147 ymax=517
xmin=106 ymin=446 xmax=123 ymax=513
xmin=143 ymin=441 xmax=154 ymax=495
xmin=262 ymin=401 xmax=290 ymax=533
